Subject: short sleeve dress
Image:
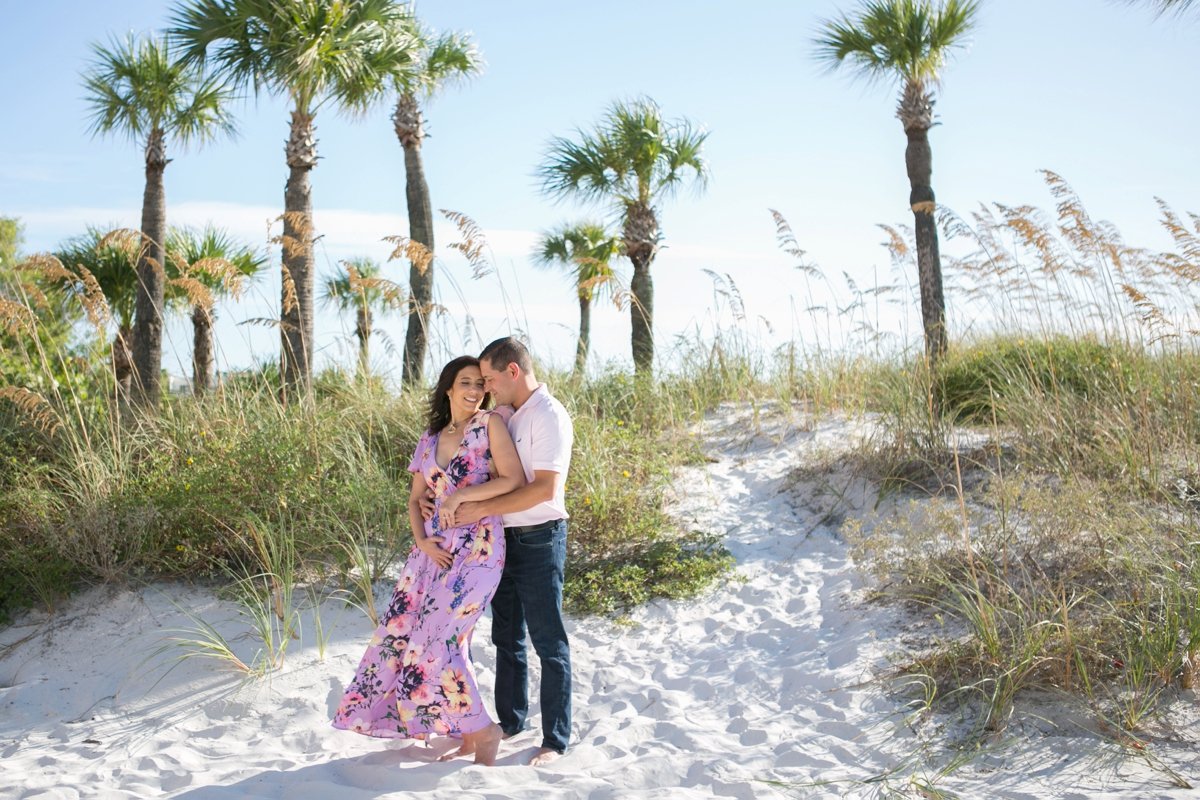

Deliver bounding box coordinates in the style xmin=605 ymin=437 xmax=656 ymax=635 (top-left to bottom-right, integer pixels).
xmin=332 ymin=409 xmax=506 ymax=739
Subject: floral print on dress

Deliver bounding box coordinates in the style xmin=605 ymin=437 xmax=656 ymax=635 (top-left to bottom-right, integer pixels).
xmin=332 ymin=409 xmax=505 ymax=740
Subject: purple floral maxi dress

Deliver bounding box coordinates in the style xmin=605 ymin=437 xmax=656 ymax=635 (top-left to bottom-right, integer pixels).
xmin=332 ymin=410 xmax=505 ymax=740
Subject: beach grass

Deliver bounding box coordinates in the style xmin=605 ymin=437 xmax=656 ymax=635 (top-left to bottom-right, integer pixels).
xmin=835 ymin=176 xmax=1200 ymax=757
xmin=0 ymin=329 xmax=750 ymax=627
xmin=2 ymin=173 xmax=1199 ymax=751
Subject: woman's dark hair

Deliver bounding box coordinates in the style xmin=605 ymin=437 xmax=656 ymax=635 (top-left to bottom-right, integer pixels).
xmin=427 ymin=355 xmax=489 ymax=433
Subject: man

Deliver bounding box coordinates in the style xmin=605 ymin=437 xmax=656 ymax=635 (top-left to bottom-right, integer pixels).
xmin=446 ymin=337 xmax=573 ymax=766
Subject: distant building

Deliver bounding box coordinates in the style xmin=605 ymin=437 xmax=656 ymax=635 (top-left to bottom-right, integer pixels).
xmin=165 ymin=373 xmax=193 ymax=395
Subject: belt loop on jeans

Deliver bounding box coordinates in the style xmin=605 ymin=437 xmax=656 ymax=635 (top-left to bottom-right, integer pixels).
xmin=505 ymin=518 xmax=564 ymax=536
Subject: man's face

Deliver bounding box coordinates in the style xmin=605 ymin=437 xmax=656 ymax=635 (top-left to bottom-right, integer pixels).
xmin=480 ymin=357 xmax=517 ymax=406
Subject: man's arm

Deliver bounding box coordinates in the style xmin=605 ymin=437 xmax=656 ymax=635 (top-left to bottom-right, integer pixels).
xmin=454 ymin=469 xmax=560 ymax=525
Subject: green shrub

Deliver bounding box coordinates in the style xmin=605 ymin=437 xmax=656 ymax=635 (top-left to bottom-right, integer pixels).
xmin=935 ymin=335 xmax=1132 ymax=424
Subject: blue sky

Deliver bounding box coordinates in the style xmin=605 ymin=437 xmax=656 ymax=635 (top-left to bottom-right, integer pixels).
xmin=2 ymin=1 xmax=1197 ymax=380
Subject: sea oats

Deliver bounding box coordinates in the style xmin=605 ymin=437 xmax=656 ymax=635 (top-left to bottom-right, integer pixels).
xmin=440 ymin=209 xmax=491 ymax=279
xmin=0 ymin=386 xmax=61 ymax=434
xmin=383 ymin=235 xmax=433 ymax=275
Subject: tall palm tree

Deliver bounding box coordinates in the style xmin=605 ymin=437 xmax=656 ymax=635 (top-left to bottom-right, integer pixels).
xmin=815 ymin=0 xmax=979 ymax=367
xmin=170 ymin=0 xmax=414 ymax=401
xmin=54 ymin=228 xmax=142 ymax=405
xmin=83 ymin=33 xmax=236 ymax=413
xmin=164 ymin=225 xmax=265 ymax=395
xmin=388 ymin=14 xmax=482 ymax=386
xmin=534 ymin=222 xmax=621 ymax=375
xmin=540 ymin=97 xmax=709 ymax=377
xmin=320 ymin=257 xmax=404 ymax=378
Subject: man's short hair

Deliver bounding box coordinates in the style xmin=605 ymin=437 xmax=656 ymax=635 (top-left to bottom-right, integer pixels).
xmin=480 ymin=336 xmax=533 ymax=373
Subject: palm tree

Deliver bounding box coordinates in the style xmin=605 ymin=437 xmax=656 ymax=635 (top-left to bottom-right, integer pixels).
xmin=815 ymin=0 xmax=979 ymax=367
xmin=1 ymin=220 xmax=83 ymax=392
xmin=83 ymin=33 xmax=236 ymax=413
xmin=533 ymin=222 xmax=621 ymax=375
xmin=164 ymin=225 xmax=265 ymax=395
xmin=54 ymin=228 xmax=142 ymax=405
xmin=320 ymin=257 xmax=404 ymax=378
xmin=540 ymin=97 xmax=708 ymax=377
xmin=388 ymin=15 xmax=482 ymax=386
xmin=170 ymin=0 xmax=414 ymax=401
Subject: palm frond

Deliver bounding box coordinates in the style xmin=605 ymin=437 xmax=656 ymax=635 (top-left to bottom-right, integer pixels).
xmin=324 ymin=257 xmax=406 ymax=318
xmin=83 ymin=31 xmax=237 ymax=149
xmin=539 ymin=96 xmax=707 ymax=211
xmin=539 ymin=130 xmax=616 ymax=206
xmin=164 ymin=224 xmax=264 ymax=311
xmin=1131 ymin=0 xmax=1196 ymax=16
xmin=54 ymin=226 xmax=141 ymax=330
xmin=534 ymin=221 xmax=622 ymax=302
xmin=814 ymin=0 xmax=979 ymax=86
xmin=170 ymin=0 xmax=415 ymax=117
xmin=419 ymin=30 xmax=483 ymax=91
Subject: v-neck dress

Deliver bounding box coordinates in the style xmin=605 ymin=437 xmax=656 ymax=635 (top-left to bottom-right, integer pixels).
xmin=332 ymin=410 xmax=505 ymax=739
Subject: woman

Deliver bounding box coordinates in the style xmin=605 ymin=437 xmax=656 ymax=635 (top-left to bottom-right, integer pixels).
xmin=333 ymin=356 xmax=525 ymax=766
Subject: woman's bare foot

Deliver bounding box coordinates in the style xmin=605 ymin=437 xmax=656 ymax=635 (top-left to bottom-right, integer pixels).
xmin=436 ymin=740 xmax=474 ymax=762
xmin=435 ymin=724 xmax=502 ymax=765
xmin=472 ymin=723 xmax=502 ymax=766
xmin=529 ymin=746 xmax=561 ymax=767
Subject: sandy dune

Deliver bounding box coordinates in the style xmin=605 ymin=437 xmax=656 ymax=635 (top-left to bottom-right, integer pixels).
xmin=2 ymin=404 xmax=1196 ymax=799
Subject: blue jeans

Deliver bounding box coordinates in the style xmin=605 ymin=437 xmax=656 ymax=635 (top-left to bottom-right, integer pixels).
xmin=490 ymin=518 xmax=571 ymax=753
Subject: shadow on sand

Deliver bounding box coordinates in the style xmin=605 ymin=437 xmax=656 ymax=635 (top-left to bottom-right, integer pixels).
xmin=170 ymin=740 xmax=544 ymax=799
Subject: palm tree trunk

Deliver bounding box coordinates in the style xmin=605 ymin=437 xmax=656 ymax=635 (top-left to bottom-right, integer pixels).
xmin=395 ymin=93 xmax=434 ymax=387
xmin=899 ymin=81 xmax=948 ymax=367
xmin=624 ymin=203 xmax=660 ymax=377
xmin=192 ymin=304 xmax=214 ymax=396
xmin=629 ymin=262 xmax=654 ymax=375
xmin=356 ymin=304 xmax=372 ymax=378
xmin=113 ymin=323 xmax=134 ymax=410
xmin=281 ymin=109 xmax=317 ymax=402
xmin=575 ymin=292 xmax=590 ymax=375
xmin=131 ymin=127 xmax=168 ymax=413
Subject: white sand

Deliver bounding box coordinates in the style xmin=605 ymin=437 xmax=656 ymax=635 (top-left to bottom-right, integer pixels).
xmin=2 ymin=403 xmax=1197 ymax=799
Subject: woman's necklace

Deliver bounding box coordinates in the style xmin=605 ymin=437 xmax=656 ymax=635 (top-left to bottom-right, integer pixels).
xmin=446 ymin=413 xmax=472 ymax=435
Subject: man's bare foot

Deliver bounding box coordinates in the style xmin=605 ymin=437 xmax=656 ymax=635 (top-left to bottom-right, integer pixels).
xmin=529 ymin=747 xmax=561 ymax=767
xmin=472 ymin=723 xmax=502 ymax=766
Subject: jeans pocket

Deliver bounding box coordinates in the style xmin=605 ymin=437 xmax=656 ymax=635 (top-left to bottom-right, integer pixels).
xmin=516 ymin=529 xmax=555 ymax=548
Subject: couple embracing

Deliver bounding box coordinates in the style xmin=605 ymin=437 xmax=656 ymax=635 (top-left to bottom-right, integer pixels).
xmin=332 ymin=337 xmax=573 ymax=767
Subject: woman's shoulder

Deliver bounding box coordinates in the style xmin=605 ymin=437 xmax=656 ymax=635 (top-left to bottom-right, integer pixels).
xmin=486 ymin=405 xmax=515 ymax=423
xmin=479 ymin=407 xmax=515 ymax=435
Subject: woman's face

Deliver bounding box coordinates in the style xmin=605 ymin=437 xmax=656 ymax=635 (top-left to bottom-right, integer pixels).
xmin=447 ymin=365 xmax=486 ymax=419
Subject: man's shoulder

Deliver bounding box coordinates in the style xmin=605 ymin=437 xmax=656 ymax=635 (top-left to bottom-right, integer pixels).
xmin=535 ymin=387 xmax=572 ymax=424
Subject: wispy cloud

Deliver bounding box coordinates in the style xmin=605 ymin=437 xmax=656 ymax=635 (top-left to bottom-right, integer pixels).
xmin=0 ymin=154 xmax=91 ymax=186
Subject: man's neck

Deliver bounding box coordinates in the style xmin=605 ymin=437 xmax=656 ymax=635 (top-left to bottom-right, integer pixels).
xmin=510 ymin=378 xmax=539 ymax=410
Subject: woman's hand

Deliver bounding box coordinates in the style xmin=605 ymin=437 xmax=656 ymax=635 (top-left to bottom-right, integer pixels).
xmin=417 ymin=535 xmax=452 ymax=569
xmin=418 ymin=488 xmax=436 ymax=520
xmin=439 ymin=493 xmax=463 ymax=529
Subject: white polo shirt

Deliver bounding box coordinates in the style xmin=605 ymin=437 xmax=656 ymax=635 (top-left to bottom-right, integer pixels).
xmin=502 ymin=383 xmax=573 ymax=528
